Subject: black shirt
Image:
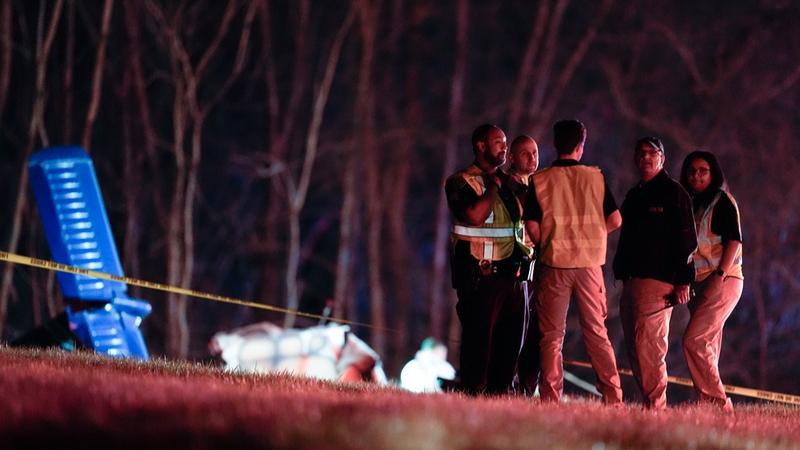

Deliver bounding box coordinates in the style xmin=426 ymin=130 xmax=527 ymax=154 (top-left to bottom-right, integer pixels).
xmin=522 ymin=159 xmax=618 ymax=222
xmin=612 ymin=170 xmax=697 ymax=285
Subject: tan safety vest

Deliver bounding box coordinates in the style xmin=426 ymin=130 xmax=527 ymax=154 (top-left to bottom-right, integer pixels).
xmin=532 ymin=165 xmax=606 ymax=268
xmin=450 ymin=165 xmax=531 ymax=261
xmin=694 ymin=191 xmax=743 ymax=282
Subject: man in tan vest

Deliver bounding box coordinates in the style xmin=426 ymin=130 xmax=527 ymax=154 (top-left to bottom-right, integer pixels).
xmin=523 ymin=119 xmax=623 ymax=404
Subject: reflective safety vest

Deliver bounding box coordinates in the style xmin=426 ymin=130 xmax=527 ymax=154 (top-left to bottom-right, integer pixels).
xmin=532 ymin=165 xmax=606 ymax=268
xmin=450 ymin=165 xmax=531 ymax=261
xmin=694 ymin=190 xmax=743 ymax=282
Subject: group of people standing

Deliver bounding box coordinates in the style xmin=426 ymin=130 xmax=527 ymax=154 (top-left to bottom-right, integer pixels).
xmin=445 ymin=120 xmax=743 ymax=411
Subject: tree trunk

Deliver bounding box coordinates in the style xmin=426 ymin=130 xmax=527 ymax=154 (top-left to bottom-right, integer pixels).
xmin=429 ymin=0 xmax=467 ymax=342
xmin=165 ymin=75 xmax=187 ymax=357
xmin=28 ymin=216 xmax=43 ymax=327
xmin=0 ymin=0 xmax=11 ymax=118
xmin=81 ymin=0 xmax=114 ymax=152
xmin=382 ymin=0 xmax=413 ymax=371
xmin=355 ymin=0 xmax=386 ymax=354
xmin=62 ymin=0 xmax=74 ymax=143
xmin=257 ymin=0 xmax=310 ymax=317
xmin=334 ymin=149 xmax=359 ymax=321
xmin=146 ymin=0 xmax=251 ymax=357
xmin=283 ymin=9 xmax=353 ymax=328
xmin=0 ymin=0 xmax=64 ymax=336
xmin=507 ymin=1 xmax=550 ymax=132
xmin=119 ymin=69 xmax=142 ymax=299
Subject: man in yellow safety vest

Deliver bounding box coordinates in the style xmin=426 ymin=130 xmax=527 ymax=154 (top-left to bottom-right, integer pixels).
xmin=445 ymin=124 xmax=532 ymax=395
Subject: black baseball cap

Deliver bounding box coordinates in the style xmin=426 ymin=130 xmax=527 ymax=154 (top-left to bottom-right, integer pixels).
xmin=635 ymin=136 xmax=665 ymax=154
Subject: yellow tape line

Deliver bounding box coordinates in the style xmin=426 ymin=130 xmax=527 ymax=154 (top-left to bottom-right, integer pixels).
xmin=5 ymin=250 xmax=798 ymax=406
xmin=0 ymin=251 xmax=383 ymax=331
xmin=564 ymin=359 xmax=800 ymax=406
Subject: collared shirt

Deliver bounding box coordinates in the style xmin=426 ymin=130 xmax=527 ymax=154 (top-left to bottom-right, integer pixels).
xmin=522 ymin=159 xmax=617 ymax=222
xmin=612 ymin=169 xmax=697 ymax=285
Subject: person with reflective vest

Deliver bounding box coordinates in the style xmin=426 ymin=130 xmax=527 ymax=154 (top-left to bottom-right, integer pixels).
xmin=679 ymin=151 xmax=743 ymax=412
xmin=445 ymin=124 xmax=532 ymax=395
xmin=504 ymin=135 xmax=542 ymax=395
xmin=612 ymin=136 xmax=697 ymax=409
xmin=522 ymin=119 xmax=623 ymax=404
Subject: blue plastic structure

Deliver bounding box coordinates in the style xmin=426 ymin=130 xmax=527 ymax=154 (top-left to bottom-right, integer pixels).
xmin=28 ymin=146 xmax=150 ymax=359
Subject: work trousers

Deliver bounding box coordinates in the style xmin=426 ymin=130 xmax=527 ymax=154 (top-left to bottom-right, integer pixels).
xmin=455 ymin=273 xmax=525 ymax=395
xmin=535 ymin=265 xmax=622 ymax=403
xmin=620 ymin=277 xmax=673 ymax=409
xmin=684 ymin=275 xmax=743 ymax=408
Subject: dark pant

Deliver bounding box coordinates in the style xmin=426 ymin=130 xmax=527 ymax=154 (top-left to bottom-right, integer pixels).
xmin=516 ymin=282 xmax=541 ymax=395
xmin=455 ymin=273 xmax=525 ymax=395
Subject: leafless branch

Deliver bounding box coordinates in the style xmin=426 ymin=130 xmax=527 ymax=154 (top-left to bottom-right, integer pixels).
xmin=81 ymin=0 xmax=114 ymax=151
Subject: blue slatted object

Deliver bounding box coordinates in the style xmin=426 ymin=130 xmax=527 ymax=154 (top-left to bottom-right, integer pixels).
xmin=28 ymin=146 xmax=150 ymax=359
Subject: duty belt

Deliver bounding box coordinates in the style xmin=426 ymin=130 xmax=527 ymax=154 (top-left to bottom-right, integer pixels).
xmin=478 ymin=258 xmax=524 ymax=277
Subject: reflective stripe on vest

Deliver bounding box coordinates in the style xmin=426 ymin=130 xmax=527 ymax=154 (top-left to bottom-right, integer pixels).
xmin=533 ymin=165 xmax=607 ymax=268
xmin=452 ymin=225 xmax=516 ymax=238
xmin=449 ymin=165 xmax=524 ymax=261
xmin=694 ymin=190 xmax=743 ymax=281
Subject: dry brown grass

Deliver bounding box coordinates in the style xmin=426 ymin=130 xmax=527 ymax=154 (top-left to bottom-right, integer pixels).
xmin=1 ymin=345 xmax=798 ymax=449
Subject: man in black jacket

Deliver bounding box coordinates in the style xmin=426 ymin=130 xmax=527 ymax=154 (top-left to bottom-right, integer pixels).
xmin=612 ymin=136 xmax=697 ymax=409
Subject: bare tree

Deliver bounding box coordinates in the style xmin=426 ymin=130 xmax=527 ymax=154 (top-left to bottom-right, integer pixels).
xmin=382 ymin=0 xmax=416 ymax=371
xmin=509 ymin=0 xmax=614 ymax=136
xmin=81 ymin=0 xmax=114 ymax=152
xmin=257 ymin=0 xmax=311 ymax=313
xmin=0 ymin=0 xmax=13 ymax=119
xmin=0 ymin=0 xmax=64 ymax=336
xmin=283 ymin=8 xmax=354 ymax=328
xmin=145 ymin=0 xmax=256 ymax=356
xmin=61 ymin=0 xmax=74 ymax=143
xmin=353 ymin=0 xmax=387 ymax=354
xmin=429 ymin=0 xmax=468 ymax=345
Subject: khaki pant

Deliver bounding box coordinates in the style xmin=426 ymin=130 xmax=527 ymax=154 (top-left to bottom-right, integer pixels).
xmin=684 ymin=276 xmax=743 ymax=407
xmin=620 ymin=278 xmax=673 ymax=409
xmin=535 ymin=265 xmax=622 ymax=403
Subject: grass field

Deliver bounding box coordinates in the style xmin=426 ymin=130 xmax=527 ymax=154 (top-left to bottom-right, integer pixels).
xmin=1 ymin=346 xmax=798 ymax=449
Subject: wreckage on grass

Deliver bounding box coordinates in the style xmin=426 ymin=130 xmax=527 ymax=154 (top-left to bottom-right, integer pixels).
xmin=209 ymin=322 xmax=388 ymax=384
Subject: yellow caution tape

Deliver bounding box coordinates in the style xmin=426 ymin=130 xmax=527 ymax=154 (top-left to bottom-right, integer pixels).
xmin=4 ymin=250 xmax=798 ymax=406
xmin=0 ymin=250 xmax=383 ymax=331
xmin=564 ymin=359 xmax=800 ymax=406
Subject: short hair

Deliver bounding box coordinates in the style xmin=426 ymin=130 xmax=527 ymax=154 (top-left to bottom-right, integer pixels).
xmin=471 ymin=124 xmax=500 ymax=153
xmin=553 ymin=119 xmax=586 ymax=155
xmin=635 ymin=136 xmax=665 ymax=155
xmin=510 ymin=135 xmax=535 ymax=154
xmin=679 ymin=150 xmax=726 ymax=193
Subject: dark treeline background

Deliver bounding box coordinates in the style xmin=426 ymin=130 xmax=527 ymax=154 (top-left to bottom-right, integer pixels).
xmin=1 ymin=0 xmax=799 ymax=395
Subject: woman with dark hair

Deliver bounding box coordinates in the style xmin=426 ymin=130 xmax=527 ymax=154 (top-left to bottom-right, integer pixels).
xmin=679 ymin=150 xmax=743 ymax=412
